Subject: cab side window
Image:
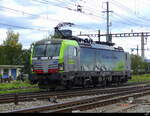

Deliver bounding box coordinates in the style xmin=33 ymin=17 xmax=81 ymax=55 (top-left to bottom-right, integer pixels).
xmin=73 ymin=47 xmax=77 ymax=56
xmin=68 ymin=46 xmax=74 ymax=57
xmin=68 ymin=46 xmax=78 ymax=57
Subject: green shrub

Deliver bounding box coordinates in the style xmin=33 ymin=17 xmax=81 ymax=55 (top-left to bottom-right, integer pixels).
xmin=128 ymin=74 xmax=150 ymax=82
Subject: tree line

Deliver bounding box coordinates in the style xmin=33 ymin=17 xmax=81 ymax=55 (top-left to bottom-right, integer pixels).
xmin=131 ymin=54 xmax=150 ymax=74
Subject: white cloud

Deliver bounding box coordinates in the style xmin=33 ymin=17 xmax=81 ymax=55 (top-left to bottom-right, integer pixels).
xmin=0 ymin=29 xmax=7 ymax=44
xmin=0 ymin=0 xmax=150 ymax=59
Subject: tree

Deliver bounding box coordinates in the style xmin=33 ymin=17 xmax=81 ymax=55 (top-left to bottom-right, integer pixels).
xmin=3 ymin=29 xmax=22 ymax=48
xmin=131 ymin=54 xmax=149 ymax=74
xmin=0 ymin=29 xmax=22 ymax=65
xmin=15 ymin=49 xmax=31 ymax=73
xmin=0 ymin=45 xmax=5 ymax=64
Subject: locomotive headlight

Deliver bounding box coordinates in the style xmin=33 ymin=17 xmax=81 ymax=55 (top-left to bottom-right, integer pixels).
xmin=58 ymin=63 xmax=64 ymax=71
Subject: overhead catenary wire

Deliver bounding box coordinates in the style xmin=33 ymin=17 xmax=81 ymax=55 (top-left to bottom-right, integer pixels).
xmin=0 ymin=5 xmax=63 ymax=22
xmin=111 ymin=0 xmax=150 ymax=24
xmin=31 ymin=0 xmax=105 ymax=19
xmin=0 ymin=7 xmax=102 ymax=33
xmin=1 ymin=0 xmax=150 ymax=33
xmin=112 ymin=12 xmax=149 ymax=27
xmin=0 ymin=22 xmax=49 ymax=32
xmin=63 ymin=0 xmax=103 ymax=15
xmin=65 ymin=0 xmax=150 ymax=29
xmin=0 ymin=0 xmax=119 ymax=32
xmin=0 ymin=0 xmax=106 ymax=31
xmin=111 ymin=14 xmax=137 ymax=26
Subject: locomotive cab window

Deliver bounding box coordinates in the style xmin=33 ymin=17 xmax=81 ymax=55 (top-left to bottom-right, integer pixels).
xmin=33 ymin=44 xmax=60 ymax=57
xmin=33 ymin=44 xmax=46 ymax=57
xmin=46 ymin=44 xmax=60 ymax=57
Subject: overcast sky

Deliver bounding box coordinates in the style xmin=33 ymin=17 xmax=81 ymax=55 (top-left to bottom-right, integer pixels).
xmin=0 ymin=0 xmax=150 ymax=59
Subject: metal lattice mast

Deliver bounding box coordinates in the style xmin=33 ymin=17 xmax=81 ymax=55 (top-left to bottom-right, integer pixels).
xmin=102 ymin=2 xmax=113 ymax=43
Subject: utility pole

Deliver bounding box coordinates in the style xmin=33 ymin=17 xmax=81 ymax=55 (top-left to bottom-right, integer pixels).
xmin=98 ymin=30 xmax=100 ymax=42
xmin=137 ymin=45 xmax=139 ymax=56
xmin=106 ymin=2 xmax=110 ymax=43
xmin=102 ymin=2 xmax=113 ymax=43
xmin=141 ymin=33 xmax=145 ymax=58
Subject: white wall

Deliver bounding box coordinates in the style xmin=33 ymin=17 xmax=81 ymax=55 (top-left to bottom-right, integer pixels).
xmin=0 ymin=66 xmax=23 ymax=79
xmin=0 ymin=69 xmax=3 ymax=75
xmin=8 ymin=69 xmax=11 ymax=76
xmin=16 ymin=68 xmax=20 ymax=77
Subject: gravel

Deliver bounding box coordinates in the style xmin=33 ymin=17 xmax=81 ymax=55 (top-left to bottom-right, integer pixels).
xmin=1 ymin=94 xmax=150 ymax=113
xmin=0 ymin=94 xmax=107 ymax=113
xmin=81 ymin=95 xmax=150 ymax=113
xmin=0 ymin=100 xmax=56 ymax=113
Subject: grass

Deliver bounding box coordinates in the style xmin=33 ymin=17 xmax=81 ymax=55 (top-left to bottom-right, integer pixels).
xmin=0 ymin=80 xmax=40 ymax=94
xmin=0 ymin=80 xmax=37 ymax=90
xmin=0 ymin=88 xmax=41 ymax=94
xmin=1 ymin=74 xmax=150 ymax=94
xmin=128 ymin=74 xmax=150 ymax=83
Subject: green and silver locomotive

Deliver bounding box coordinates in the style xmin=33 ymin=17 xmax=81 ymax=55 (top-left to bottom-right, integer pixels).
xmin=29 ymin=30 xmax=131 ymax=89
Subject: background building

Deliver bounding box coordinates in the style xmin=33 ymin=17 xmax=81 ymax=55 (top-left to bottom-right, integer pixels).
xmin=0 ymin=65 xmax=24 ymax=80
xmin=144 ymin=59 xmax=150 ymax=72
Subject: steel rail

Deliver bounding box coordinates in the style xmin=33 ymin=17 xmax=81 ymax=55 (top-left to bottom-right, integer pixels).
xmin=0 ymin=84 xmax=146 ymax=104
xmin=6 ymin=86 xmax=150 ymax=113
xmin=0 ymin=80 xmax=148 ymax=98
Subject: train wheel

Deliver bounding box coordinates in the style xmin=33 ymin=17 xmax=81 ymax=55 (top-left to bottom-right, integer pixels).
xmin=82 ymin=79 xmax=90 ymax=88
xmin=65 ymin=80 xmax=73 ymax=89
xmin=92 ymin=77 xmax=98 ymax=88
xmin=38 ymin=84 xmax=45 ymax=89
xmin=117 ymin=78 xmax=121 ymax=86
xmin=50 ymin=87 xmax=56 ymax=91
xmin=117 ymin=77 xmax=121 ymax=86
xmin=102 ymin=80 xmax=107 ymax=88
xmin=117 ymin=82 xmax=121 ymax=86
xmin=93 ymin=84 xmax=97 ymax=88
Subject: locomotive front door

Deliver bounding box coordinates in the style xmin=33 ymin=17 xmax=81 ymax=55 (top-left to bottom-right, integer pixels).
xmin=64 ymin=46 xmax=79 ymax=71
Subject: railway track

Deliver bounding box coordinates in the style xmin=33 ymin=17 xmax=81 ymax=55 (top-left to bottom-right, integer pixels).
xmin=0 ymin=81 xmax=149 ymax=104
xmin=6 ymin=85 xmax=150 ymax=113
xmin=0 ymin=83 xmax=147 ymax=104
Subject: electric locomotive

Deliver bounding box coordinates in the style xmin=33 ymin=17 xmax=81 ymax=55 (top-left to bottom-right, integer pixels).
xmin=29 ymin=29 xmax=131 ymax=89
